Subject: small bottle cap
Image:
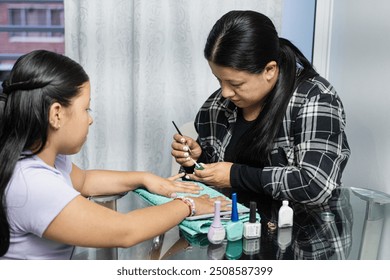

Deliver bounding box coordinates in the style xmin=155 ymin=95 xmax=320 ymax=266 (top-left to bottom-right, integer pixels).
xmin=249 ymin=201 xmax=257 ymax=223
xmin=282 ymin=200 xmax=288 ymax=206
xmin=231 ymin=193 xmax=239 ymax=222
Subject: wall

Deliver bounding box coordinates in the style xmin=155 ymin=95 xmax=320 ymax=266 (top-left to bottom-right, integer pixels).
xmin=280 ymin=0 xmax=316 ymax=61
xmin=318 ymin=0 xmax=390 ymax=260
xmin=327 ymin=0 xmax=390 ymax=195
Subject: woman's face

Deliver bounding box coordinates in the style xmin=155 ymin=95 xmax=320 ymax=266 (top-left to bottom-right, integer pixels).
xmin=57 ymin=81 xmax=93 ymax=154
xmin=208 ymin=61 xmax=278 ymax=120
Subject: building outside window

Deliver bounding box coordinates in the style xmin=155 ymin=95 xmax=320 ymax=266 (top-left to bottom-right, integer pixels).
xmin=0 ymin=0 xmax=64 ymax=86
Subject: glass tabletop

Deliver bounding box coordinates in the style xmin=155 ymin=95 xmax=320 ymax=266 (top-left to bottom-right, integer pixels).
xmin=71 ymin=186 xmax=390 ymax=260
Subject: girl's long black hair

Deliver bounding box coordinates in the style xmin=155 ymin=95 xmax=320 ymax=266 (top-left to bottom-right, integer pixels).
xmin=0 ymin=50 xmax=89 ymax=256
xmin=204 ymin=10 xmax=318 ymax=167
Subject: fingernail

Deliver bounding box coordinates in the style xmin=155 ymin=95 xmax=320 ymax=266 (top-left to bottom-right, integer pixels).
xmin=185 ymin=175 xmax=190 ymax=180
xmin=185 ymin=157 xmax=191 ymax=161
xmin=170 ymin=192 xmax=177 ymax=198
xmin=183 ymin=146 xmax=189 ymax=151
xmin=183 ymin=152 xmax=189 ymax=157
xmin=180 ymin=138 xmax=185 ymax=143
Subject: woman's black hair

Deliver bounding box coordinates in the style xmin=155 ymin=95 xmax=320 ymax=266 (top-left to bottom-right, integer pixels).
xmin=0 ymin=50 xmax=89 ymax=256
xmin=204 ymin=10 xmax=318 ymax=167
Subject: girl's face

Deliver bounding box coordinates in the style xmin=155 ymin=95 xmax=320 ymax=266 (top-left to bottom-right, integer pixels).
xmin=208 ymin=61 xmax=278 ymax=120
xmin=57 ymin=81 xmax=93 ymax=154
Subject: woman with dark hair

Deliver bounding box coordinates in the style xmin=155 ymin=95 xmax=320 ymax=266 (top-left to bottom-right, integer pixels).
xmin=172 ymin=10 xmax=350 ymax=205
xmin=0 ymin=50 xmax=228 ymax=259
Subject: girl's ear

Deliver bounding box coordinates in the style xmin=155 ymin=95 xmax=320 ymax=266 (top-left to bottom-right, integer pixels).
xmin=263 ymin=61 xmax=278 ymax=81
xmin=48 ymin=102 xmax=62 ymax=130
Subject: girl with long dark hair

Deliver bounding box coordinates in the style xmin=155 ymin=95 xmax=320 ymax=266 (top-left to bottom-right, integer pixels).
xmin=0 ymin=50 xmax=228 ymax=259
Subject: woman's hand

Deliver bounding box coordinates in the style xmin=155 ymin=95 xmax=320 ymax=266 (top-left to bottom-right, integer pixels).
xmin=142 ymin=172 xmax=202 ymax=198
xmin=190 ymin=194 xmax=231 ymax=216
xmin=171 ymin=133 xmax=202 ymax=167
xmin=185 ymin=162 xmax=233 ymax=188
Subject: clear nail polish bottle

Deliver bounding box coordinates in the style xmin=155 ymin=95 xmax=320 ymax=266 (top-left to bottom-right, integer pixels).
xmin=226 ymin=193 xmax=244 ymax=241
xmin=207 ymin=200 xmax=226 ymax=244
xmin=243 ymin=201 xmax=261 ymax=239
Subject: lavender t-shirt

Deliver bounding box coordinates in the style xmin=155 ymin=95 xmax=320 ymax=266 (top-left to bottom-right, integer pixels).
xmin=1 ymin=154 xmax=80 ymax=260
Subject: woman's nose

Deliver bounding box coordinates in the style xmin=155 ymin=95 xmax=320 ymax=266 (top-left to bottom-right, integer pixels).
xmin=221 ymin=84 xmax=235 ymax=99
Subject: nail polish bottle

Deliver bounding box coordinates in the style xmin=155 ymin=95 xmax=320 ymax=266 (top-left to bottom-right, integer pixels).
xmin=278 ymin=200 xmax=293 ymax=228
xmin=243 ymin=201 xmax=261 ymax=239
xmin=207 ymin=200 xmax=226 ymax=244
xmin=226 ymin=193 xmax=244 ymax=241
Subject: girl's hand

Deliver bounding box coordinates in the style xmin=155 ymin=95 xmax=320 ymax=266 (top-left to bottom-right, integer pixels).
xmin=171 ymin=134 xmax=202 ymax=167
xmin=142 ymin=172 xmax=202 ymax=198
xmin=190 ymin=195 xmax=231 ymax=216
xmin=185 ymin=162 xmax=233 ymax=188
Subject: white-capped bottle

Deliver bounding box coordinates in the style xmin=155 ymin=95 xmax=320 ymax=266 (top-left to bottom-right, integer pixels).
xmin=278 ymin=200 xmax=293 ymax=228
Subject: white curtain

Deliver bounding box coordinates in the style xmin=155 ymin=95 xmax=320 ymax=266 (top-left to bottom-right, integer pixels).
xmin=64 ymin=0 xmax=283 ymax=176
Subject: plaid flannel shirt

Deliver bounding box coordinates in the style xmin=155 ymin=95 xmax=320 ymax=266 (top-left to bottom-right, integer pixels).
xmin=270 ymin=188 xmax=353 ymax=260
xmin=195 ymin=75 xmax=350 ymax=205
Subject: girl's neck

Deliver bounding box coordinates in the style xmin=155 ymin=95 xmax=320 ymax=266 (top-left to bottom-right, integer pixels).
xmin=36 ymin=148 xmax=57 ymax=168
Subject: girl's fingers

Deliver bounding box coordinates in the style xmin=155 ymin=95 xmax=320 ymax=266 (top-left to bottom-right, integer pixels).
xmin=220 ymin=204 xmax=232 ymax=212
xmin=208 ymin=195 xmax=228 ymax=202
xmin=167 ymin=172 xmax=186 ymax=181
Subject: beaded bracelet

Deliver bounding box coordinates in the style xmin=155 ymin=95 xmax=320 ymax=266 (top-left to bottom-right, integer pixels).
xmin=174 ymin=197 xmax=196 ymax=217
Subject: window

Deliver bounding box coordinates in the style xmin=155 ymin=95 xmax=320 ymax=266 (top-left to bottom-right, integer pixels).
xmin=9 ymin=7 xmax=64 ymax=39
xmin=0 ymin=0 xmax=64 ymax=87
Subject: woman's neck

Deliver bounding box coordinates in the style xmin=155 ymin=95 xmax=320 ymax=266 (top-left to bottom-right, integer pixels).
xmin=242 ymin=102 xmax=265 ymax=121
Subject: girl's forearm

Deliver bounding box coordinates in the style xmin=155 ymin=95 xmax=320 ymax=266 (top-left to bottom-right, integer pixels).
xmin=80 ymin=170 xmax=149 ymax=196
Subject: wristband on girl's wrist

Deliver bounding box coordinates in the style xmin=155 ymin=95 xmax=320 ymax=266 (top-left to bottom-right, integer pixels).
xmin=174 ymin=197 xmax=196 ymax=217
